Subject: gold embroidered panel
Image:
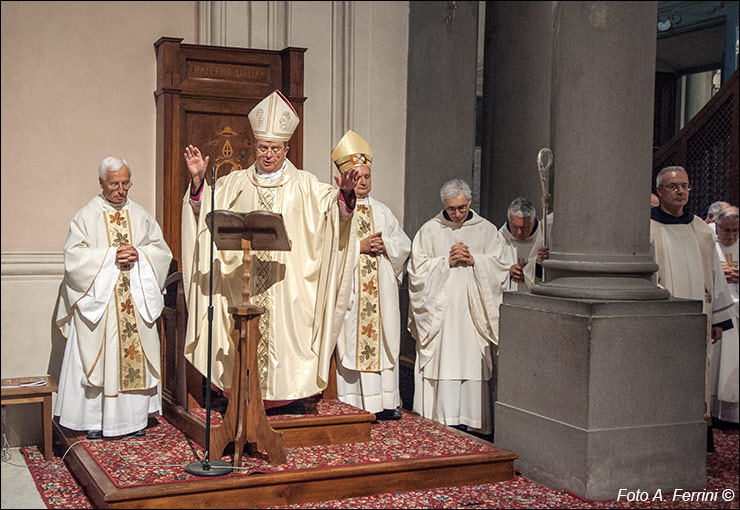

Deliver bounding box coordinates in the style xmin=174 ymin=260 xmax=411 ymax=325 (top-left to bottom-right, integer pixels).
xmin=355 ymin=205 xmax=382 ymax=371
xmin=103 ymin=210 xmax=147 ymax=391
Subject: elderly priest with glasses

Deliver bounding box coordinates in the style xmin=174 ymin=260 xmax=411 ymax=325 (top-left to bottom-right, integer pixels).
xmin=54 ymin=156 xmax=173 ymax=440
xmin=182 ymin=90 xmax=360 ymax=413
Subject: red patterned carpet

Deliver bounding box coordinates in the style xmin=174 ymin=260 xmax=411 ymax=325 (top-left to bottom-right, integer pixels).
xmin=55 ymin=405 xmax=497 ymax=489
xmin=22 ymin=418 xmax=738 ymax=509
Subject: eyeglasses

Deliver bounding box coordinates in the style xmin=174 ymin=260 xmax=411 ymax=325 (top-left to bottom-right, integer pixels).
xmin=104 ymin=181 xmax=132 ymax=191
xmin=444 ymin=204 xmax=470 ymax=214
xmin=256 ymin=145 xmax=286 ymax=156
xmin=660 ymin=183 xmax=691 ymax=193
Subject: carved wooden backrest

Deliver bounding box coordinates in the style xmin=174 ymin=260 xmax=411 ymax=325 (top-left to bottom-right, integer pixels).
xmin=154 ymin=37 xmax=306 ymax=266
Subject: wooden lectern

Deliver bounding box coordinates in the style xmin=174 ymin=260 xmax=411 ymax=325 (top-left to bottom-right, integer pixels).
xmin=206 ymin=210 xmax=291 ymax=466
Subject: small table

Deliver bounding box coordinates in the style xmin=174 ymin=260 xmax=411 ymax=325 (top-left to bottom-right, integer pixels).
xmin=1 ymin=376 xmax=58 ymax=461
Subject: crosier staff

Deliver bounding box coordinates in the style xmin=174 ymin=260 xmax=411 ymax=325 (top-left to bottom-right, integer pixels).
xmin=537 ymin=148 xmax=553 ymax=279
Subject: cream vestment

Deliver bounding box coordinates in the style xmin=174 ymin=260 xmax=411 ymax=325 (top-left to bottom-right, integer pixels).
xmin=335 ymin=196 xmax=411 ymax=413
xmin=182 ymin=161 xmax=356 ymax=401
xmin=55 ymin=195 xmax=172 ymax=436
xmin=408 ymin=210 xmax=505 ymax=433
xmin=650 ymin=210 xmax=734 ymax=421
xmin=710 ymin=238 xmax=739 ymax=422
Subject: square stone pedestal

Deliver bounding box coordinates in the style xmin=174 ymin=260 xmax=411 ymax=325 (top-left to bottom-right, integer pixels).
xmin=494 ymin=292 xmax=707 ymax=500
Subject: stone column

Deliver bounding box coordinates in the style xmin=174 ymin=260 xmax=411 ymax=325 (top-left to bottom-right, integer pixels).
xmin=494 ymin=2 xmax=708 ymax=500
xmin=404 ymin=1 xmax=479 ymax=238
xmin=532 ymin=1 xmax=667 ymax=301
xmin=480 ymin=1 xmax=553 ymax=226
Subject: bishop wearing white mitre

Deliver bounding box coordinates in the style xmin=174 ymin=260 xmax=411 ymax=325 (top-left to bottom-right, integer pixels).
xmin=181 ymin=90 xmax=360 ymax=407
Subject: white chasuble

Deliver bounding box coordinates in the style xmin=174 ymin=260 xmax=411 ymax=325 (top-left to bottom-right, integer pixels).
xmin=54 ymin=195 xmax=172 ymax=436
xmin=336 ymin=197 xmax=411 ymax=412
xmin=182 ymin=161 xmax=356 ymax=401
xmin=407 ymin=211 xmax=504 ymax=432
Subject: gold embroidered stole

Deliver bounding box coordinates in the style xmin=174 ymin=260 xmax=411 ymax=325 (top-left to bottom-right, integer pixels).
xmin=253 ymin=185 xmax=275 ymax=391
xmin=356 ymin=204 xmax=382 ymax=371
xmin=103 ymin=210 xmax=146 ymax=391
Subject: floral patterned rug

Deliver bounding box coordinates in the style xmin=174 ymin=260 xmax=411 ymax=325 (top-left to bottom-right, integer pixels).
xmin=22 ymin=419 xmax=738 ymax=509
xmin=52 ymin=409 xmax=497 ymax=489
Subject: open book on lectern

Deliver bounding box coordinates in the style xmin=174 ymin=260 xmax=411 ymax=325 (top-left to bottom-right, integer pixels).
xmin=205 ymin=210 xmax=292 ymax=252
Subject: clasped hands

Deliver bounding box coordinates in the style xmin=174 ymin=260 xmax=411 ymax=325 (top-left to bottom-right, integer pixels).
xmin=360 ymin=232 xmax=386 ymax=256
xmin=449 ymin=242 xmax=474 ymax=267
xmin=116 ymin=242 xmax=138 ymax=269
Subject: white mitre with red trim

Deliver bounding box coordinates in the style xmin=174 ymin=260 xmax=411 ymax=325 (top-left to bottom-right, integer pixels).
xmin=248 ymin=90 xmax=300 ymax=142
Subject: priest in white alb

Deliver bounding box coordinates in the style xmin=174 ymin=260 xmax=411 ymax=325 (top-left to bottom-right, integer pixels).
xmin=408 ymin=179 xmax=505 ymax=434
xmin=650 ymin=166 xmax=734 ymax=449
xmin=494 ymin=198 xmax=550 ymax=290
xmin=490 ymin=197 xmax=550 ymax=337
xmin=332 ymin=131 xmax=411 ymax=420
xmin=54 ymin=157 xmax=172 ymax=439
xmin=181 ymin=90 xmax=360 ymax=410
xmin=710 ymin=205 xmax=739 ymax=423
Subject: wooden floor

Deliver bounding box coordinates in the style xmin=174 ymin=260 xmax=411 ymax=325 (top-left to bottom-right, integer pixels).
xmin=54 ymin=414 xmax=518 ymax=509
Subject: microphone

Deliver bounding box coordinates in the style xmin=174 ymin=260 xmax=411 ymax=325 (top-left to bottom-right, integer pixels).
xmin=216 ymin=153 xmax=250 ymax=162
xmin=212 ymin=154 xmax=250 ymax=181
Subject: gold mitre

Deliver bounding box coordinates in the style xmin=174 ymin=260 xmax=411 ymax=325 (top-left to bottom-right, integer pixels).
xmin=248 ymin=90 xmax=300 ymax=142
xmin=331 ymin=130 xmax=373 ymax=173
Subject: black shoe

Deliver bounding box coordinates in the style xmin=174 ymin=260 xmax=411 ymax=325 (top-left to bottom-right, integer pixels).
xmin=375 ymin=409 xmax=403 ymax=421
xmin=86 ymin=429 xmax=103 ymax=440
xmin=129 ymin=428 xmax=146 ymax=437
xmin=451 ymin=424 xmax=468 ymax=432
xmin=707 ymin=425 xmax=714 ymax=452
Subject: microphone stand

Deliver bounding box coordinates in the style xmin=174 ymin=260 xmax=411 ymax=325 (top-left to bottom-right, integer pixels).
xmin=185 ymin=158 xmax=233 ymax=476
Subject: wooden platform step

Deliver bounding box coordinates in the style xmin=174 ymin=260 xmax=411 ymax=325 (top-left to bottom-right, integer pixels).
xmin=54 ymin=413 xmax=517 ymax=509
xmin=163 ymin=398 xmax=375 ymax=449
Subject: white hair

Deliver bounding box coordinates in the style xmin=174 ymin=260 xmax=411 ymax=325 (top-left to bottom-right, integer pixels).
xmin=98 ymin=156 xmax=129 ymax=180
xmin=440 ymin=179 xmax=472 ymax=202
xmin=655 ymin=165 xmax=687 ymax=187
xmin=707 ymin=201 xmax=729 ymax=217
xmin=507 ymin=197 xmax=537 ymax=220
xmin=716 ymin=205 xmax=739 ymax=225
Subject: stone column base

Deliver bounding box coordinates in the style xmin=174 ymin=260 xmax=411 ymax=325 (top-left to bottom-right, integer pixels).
xmin=494 ymin=292 xmax=707 ymax=500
